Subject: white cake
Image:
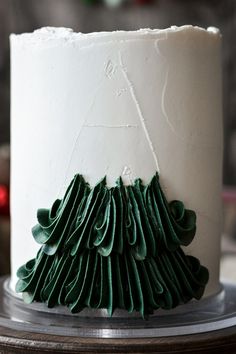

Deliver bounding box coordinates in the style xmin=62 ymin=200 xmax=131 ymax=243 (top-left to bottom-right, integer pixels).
xmin=10 ymin=26 xmax=223 ymax=306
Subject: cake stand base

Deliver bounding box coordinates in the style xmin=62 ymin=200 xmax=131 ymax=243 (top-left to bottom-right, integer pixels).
xmin=1 ymin=276 xmax=236 ymax=353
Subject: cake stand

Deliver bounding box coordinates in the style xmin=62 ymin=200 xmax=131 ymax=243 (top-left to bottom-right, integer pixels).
xmin=1 ymin=276 xmax=236 ymax=353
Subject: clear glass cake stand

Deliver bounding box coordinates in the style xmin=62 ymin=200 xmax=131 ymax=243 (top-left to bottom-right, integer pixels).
xmin=1 ymin=276 xmax=236 ymax=339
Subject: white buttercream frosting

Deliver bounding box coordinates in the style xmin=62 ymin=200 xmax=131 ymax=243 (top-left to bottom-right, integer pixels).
xmin=11 ymin=25 xmax=220 ymax=42
xmin=10 ymin=26 xmax=223 ymax=297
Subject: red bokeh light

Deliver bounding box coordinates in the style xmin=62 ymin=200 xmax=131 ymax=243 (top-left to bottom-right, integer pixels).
xmin=0 ymin=185 xmax=9 ymax=216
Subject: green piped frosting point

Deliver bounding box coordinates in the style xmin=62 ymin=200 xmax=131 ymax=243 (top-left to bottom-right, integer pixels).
xmin=16 ymin=173 xmax=209 ymax=318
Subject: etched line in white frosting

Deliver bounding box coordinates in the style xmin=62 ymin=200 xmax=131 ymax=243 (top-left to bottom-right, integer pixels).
xmin=122 ymin=166 xmax=132 ymax=184
xmin=122 ymin=166 xmax=132 ymax=175
xmin=161 ymin=68 xmax=177 ymax=133
xmin=154 ymin=34 xmax=184 ymax=141
xmin=118 ymin=51 xmax=160 ymax=173
xmin=154 ymin=35 xmax=220 ymax=148
xmin=116 ymin=88 xmax=128 ymax=97
xmin=83 ymin=124 xmax=138 ymax=128
xmin=154 ymin=34 xmax=168 ymax=60
xmin=58 ymin=81 xmax=104 ymax=195
xmin=104 ymin=59 xmax=117 ymax=79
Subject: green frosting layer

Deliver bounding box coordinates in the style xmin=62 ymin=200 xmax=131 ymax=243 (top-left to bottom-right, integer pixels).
xmin=16 ymin=173 xmax=209 ymax=317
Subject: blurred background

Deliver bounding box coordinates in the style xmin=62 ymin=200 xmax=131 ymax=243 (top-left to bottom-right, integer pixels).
xmin=0 ymin=0 xmax=235 ymax=278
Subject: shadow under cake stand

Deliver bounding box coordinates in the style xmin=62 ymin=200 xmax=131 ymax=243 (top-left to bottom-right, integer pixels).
xmin=1 ymin=276 xmax=236 ymax=353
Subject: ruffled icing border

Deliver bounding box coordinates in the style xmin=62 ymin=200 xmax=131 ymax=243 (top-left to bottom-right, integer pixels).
xmin=16 ymin=173 xmax=209 ymax=318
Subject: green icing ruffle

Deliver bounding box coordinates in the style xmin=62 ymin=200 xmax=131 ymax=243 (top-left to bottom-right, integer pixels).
xmin=16 ymin=173 xmax=209 ymax=318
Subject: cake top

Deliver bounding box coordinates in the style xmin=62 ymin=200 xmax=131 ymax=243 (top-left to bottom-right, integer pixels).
xmin=11 ymin=25 xmax=220 ymax=46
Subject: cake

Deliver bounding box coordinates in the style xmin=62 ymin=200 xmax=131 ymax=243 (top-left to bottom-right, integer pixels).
xmin=10 ymin=26 xmax=223 ymax=317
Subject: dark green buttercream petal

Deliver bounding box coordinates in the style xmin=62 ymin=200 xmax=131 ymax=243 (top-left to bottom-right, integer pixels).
xmin=127 ymin=186 xmax=147 ymax=260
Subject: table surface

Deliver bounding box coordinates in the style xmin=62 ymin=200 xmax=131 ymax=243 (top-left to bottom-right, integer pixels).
xmin=1 ymin=324 xmax=236 ymax=354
